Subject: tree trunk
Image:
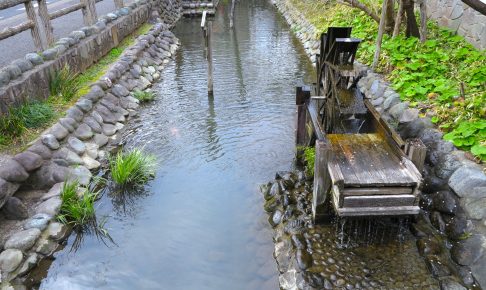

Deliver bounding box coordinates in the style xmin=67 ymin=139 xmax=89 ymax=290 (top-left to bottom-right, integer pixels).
xmin=385 ymin=0 xmax=395 ymax=34
xmin=372 ymin=0 xmax=390 ymax=70
xmin=393 ymin=0 xmax=405 ymax=37
xmin=339 ymin=0 xmax=380 ymax=23
xmin=404 ymin=0 xmax=420 ymax=38
xmin=419 ymin=0 xmax=427 ymax=42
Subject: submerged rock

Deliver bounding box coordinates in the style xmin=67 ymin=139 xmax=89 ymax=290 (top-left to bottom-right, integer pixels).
xmin=296 ymin=249 xmax=312 ymax=270
xmin=451 ymin=234 xmax=485 ymax=266
xmin=270 ymin=210 xmax=283 ymax=227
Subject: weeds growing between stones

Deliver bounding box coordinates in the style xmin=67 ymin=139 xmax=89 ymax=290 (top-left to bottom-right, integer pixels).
xmin=109 ymin=148 xmax=157 ymax=187
xmin=49 ymin=65 xmax=81 ymax=102
xmin=57 ymin=180 xmax=98 ymax=227
xmin=132 ymin=89 xmax=157 ymax=102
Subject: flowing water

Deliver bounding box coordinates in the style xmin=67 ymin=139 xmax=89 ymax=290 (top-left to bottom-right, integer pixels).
xmin=32 ymin=1 xmax=315 ymax=289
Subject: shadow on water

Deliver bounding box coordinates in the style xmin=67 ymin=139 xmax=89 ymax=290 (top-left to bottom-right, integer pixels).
xmin=32 ymin=0 xmax=314 ymax=289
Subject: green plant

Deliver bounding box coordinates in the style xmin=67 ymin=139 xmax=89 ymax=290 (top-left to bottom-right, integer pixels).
xmin=303 ymin=146 xmax=316 ymax=176
xmin=49 ymin=65 xmax=80 ymax=101
xmin=58 ymin=180 xmax=98 ymax=226
xmin=0 ymin=107 xmax=25 ymax=139
xmin=444 ymin=120 xmax=486 ymax=160
xmin=16 ymin=101 xmax=55 ymax=128
xmin=109 ymin=148 xmax=157 ymax=186
xmin=132 ymin=89 xmax=156 ymax=102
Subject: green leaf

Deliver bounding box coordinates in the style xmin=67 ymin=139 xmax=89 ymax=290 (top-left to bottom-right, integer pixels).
xmin=431 ymin=116 xmax=439 ymax=123
xmin=471 ymin=144 xmax=486 ymax=157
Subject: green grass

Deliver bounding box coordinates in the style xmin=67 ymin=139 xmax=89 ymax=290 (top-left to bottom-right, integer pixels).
xmin=57 ymin=181 xmax=98 ymax=227
xmin=49 ymin=65 xmax=81 ymax=102
xmin=0 ymin=107 xmax=25 ymax=143
xmin=17 ymin=101 xmax=55 ymax=128
xmin=289 ymin=0 xmax=486 ymax=160
xmin=109 ymin=148 xmax=157 ymax=187
xmin=303 ymin=146 xmax=315 ymax=176
xmin=132 ymin=89 xmax=156 ymax=102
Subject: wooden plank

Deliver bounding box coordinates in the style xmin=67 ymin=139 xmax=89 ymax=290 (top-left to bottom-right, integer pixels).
xmin=312 ymin=140 xmax=332 ymax=221
xmin=405 ymin=138 xmax=426 ymax=173
xmin=201 ymin=10 xmax=207 ymax=28
xmin=37 ymin=0 xmax=54 ymax=46
xmin=462 ymin=0 xmax=486 ymax=16
xmin=307 ymin=99 xmax=325 ymax=141
xmin=80 ymin=0 xmax=97 ymax=26
xmin=49 ymin=2 xmax=85 ymax=20
xmin=24 ymin=0 xmax=43 ymax=50
xmin=0 ymin=0 xmax=27 ymax=10
xmin=329 ymin=165 xmax=345 ymax=206
xmin=0 ymin=20 xmax=33 ymax=41
xmin=343 ymin=194 xmax=416 ymax=208
xmin=207 ymin=21 xmax=213 ymax=95
xmin=364 ymin=99 xmax=405 ymax=150
xmin=342 ymin=187 xmax=413 ymax=196
xmin=335 ymin=205 xmax=420 ymax=217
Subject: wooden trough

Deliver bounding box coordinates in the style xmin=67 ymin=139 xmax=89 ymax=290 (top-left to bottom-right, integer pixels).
xmin=296 ymin=27 xmax=426 ymax=221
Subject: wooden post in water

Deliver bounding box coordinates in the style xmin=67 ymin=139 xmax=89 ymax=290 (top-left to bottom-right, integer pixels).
xmin=313 ymin=139 xmax=332 ymax=223
xmin=295 ymin=86 xmax=311 ymax=146
xmin=229 ymin=0 xmax=236 ymax=28
xmin=201 ymin=11 xmax=213 ymax=96
xmin=405 ymin=138 xmax=426 ymax=173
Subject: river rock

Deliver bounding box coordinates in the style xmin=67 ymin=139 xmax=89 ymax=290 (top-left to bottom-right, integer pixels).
xmin=46 ymin=222 xmax=68 ymax=240
xmin=5 ymin=64 xmax=22 ymax=79
xmin=398 ymin=117 xmax=434 ymax=140
xmin=449 ymin=165 xmax=486 ymax=198
xmin=439 ymin=277 xmax=466 ymax=290
xmin=111 ymin=84 xmax=130 ymax=97
xmin=28 ymin=142 xmax=52 ymax=159
xmin=13 ymin=151 xmax=43 ymax=172
xmin=68 ymin=166 xmax=92 ymax=186
xmin=2 ymin=196 xmax=28 ymax=220
xmin=42 ymin=182 xmax=63 ymax=201
xmin=49 ymin=124 xmax=67 ymax=141
xmin=270 ymin=210 xmax=283 ymax=227
xmin=12 ymin=59 xmax=33 ymax=72
xmin=26 ymin=161 xmax=67 ymax=189
xmin=91 ymin=110 xmax=104 ymax=124
xmin=389 ymin=102 xmax=409 ymax=121
xmin=4 ymin=228 xmax=41 ymax=251
xmin=25 ymin=53 xmax=43 ymax=66
xmin=267 ymin=182 xmax=281 ymax=199
xmin=24 ymin=213 xmax=52 ymax=231
xmin=16 ymin=253 xmax=39 ymax=276
xmin=0 ymin=178 xmax=20 ymax=207
xmin=102 ymin=124 xmax=117 ymax=136
xmin=59 ymin=117 xmax=77 ymax=133
xmin=34 ymin=237 xmax=58 ymax=256
xmin=67 ymin=137 xmax=86 ymax=156
xmin=264 ymin=196 xmax=280 ymax=213
xmin=0 ymin=159 xmax=29 ymax=182
xmin=76 ymin=99 xmax=93 ymax=112
xmin=0 ymin=69 xmax=10 ymax=86
xmin=0 ymin=249 xmax=23 ymax=273
xmin=85 ymin=143 xmax=99 ymax=159
xmin=75 ymin=124 xmax=94 ymax=140
xmin=432 ymin=190 xmax=458 ymax=215
xmin=279 ymin=269 xmax=297 ymax=290
xmin=96 ymin=105 xmax=117 ymax=124
xmin=86 ymin=85 xmax=105 ymax=101
xmin=296 ymin=249 xmax=312 ymax=270
xmin=82 ymin=155 xmax=100 ymax=170
xmin=36 ymin=196 xmax=61 ymax=216
xmin=451 ymin=234 xmax=485 ymax=266
xmin=66 ymin=107 xmax=84 ymax=122
xmin=41 ymin=134 xmax=60 ymax=150
xmin=430 ymin=211 xmax=446 ymax=233
xmin=462 ymin=195 xmax=486 ymax=220
xmin=445 ymin=215 xmax=469 ymax=240
xmin=52 ymin=147 xmax=83 ymax=165
xmin=94 ymin=134 xmax=109 ymax=147
xmin=435 ymin=153 xmax=463 ymax=179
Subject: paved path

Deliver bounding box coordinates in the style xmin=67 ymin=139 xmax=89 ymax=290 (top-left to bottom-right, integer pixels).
xmin=0 ymin=0 xmax=118 ymax=67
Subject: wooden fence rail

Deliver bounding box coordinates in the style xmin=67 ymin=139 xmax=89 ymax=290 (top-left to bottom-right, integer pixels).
xmin=0 ymin=0 xmax=125 ymax=51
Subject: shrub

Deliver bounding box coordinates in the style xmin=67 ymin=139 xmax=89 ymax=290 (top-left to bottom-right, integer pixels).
xmin=132 ymin=89 xmax=157 ymax=102
xmin=303 ymin=146 xmax=316 ymax=176
xmin=109 ymin=148 xmax=157 ymax=187
xmin=0 ymin=107 xmax=25 ymax=139
xmin=49 ymin=65 xmax=80 ymax=101
xmin=58 ymin=181 xmax=98 ymax=227
xmin=16 ymin=101 xmax=55 ymax=128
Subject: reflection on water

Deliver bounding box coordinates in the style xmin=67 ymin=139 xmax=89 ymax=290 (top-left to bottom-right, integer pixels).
xmin=37 ymin=1 xmax=314 ymax=289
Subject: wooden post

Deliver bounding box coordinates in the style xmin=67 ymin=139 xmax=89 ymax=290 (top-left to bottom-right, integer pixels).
xmin=312 ymin=139 xmax=332 ymax=223
xmin=37 ymin=0 xmax=54 ymax=47
xmin=80 ymin=0 xmax=97 ymax=26
xmin=372 ymin=0 xmax=389 ymax=70
xmin=405 ymin=138 xmax=426 ymax=173
xmin=419 ymin=0 xmax=427 ymax=43
xmin=207 ymin=21 xmax=214 ymax=96
xmin=114 ymin=0 xmax=123 ymax=9
xmin=24 ymin=0 xmax=44 ymax=50
xmin=296 ymin=86 xmax=311 ymax=146
xmin=229 ymin=0 xmax=236 ymax=28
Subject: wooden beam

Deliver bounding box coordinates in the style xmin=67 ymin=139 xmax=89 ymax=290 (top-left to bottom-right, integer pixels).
xmin=49 ymin=2 xmax=85 ymax=20
xmin=37 ymin=0 xmax=54 ymax=46
xmin=307 ymin=99 xmax=326 ymax=141
xmin=335 ymin=205 xmax=420 ymax=217
xmin=80 ymin=0 xmax=97 ymax=26
xmin=312 ymin=140 xmax=332 ymax=222
xmin=0 ymin=0 xmax=27 ymax=10
xmin=343 ymin=187 xmax=413 ymax=196
xmin=24 ymin=0 xmax=43 ymax=50
xmin=342 ymin=194 xmax=416 ymax=208
xmin=405 ymin=138 xmax=426 ymax=173
xmin=0 ymin=20 xmax=33 ymax=41
xmin=462 ymin=0 xmax=486 ymax=15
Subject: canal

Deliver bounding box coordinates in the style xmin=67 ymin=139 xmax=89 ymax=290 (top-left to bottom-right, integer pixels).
xmin=33 ymin=1 xmax=314 ymax=289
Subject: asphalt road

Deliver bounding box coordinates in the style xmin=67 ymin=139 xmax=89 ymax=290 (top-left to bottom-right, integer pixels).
xmin=0 ymin=0 xmax=119 ymax=67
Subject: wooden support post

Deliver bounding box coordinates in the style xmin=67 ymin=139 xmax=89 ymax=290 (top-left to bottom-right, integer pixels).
xmin=405 ymin=138 xmax=426 ymax=173
xmin=313 ymin=140 xmax=332 ymax=223
xmin=207 ymin=21 xmax=214 ymax=96
xmin=114 ymin=0 xmax=124 ymax=9
xmin=81 ymin=0 xmax=97 ymax=26
xmin=24 ymin=0 xmax=43 ymax=50
xmin=296 ymin=86 xmax=311 ymax=146
xmin=37 ymin=0 xmax=54 ymax=47
xmin=229 ymin=0 xmax=236 ymax=28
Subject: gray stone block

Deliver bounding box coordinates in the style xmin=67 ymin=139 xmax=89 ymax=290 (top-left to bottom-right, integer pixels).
xmin=13 ymin=151 xmax=43 ymax=172
xmin=449 ymin=165 xmax=486 ymax=198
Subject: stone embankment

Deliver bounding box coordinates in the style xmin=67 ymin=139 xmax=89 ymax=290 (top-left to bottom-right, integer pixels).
xmin=272 ymin=0 xmax=486 ymax=289
xmin=0 ymin=0 xmax=182 ymax=285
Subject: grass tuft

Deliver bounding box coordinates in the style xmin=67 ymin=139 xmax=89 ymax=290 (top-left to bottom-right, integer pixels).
xmin=17 ymin=101 xmax=55 ymax=128
xmin=58 ymin=180 xmax=98 ymax=227
xmin=132 ymin=89 xmax=156 ymax=102
xmin=303 ymin=146 xmax=315 ymax=176
xmin=109 ymin=148 xmax=157 ymax=187
xmin=0 ymin=107 xmax=25 ymax=143
xmin=49 ymin=65 xmax=81 ymax=102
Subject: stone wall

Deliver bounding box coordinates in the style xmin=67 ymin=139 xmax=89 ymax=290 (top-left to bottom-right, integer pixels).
xmin=0 ymin=0 xmax=181 ymax=114
xmin=0 ymin=0 xmax=182 ymax=284
xmin=272 ymin=0 xmax=486 ymax=288
xmin=427 ymin=0 xmax=486 ymax=50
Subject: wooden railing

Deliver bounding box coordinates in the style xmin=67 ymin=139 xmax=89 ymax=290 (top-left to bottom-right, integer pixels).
xmin=0 ymin=0 xmax=126 ymax=51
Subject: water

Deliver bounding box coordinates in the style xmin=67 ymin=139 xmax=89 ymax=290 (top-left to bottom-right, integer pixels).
xmin=34 ymin=1 xmax=315 ymax=289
